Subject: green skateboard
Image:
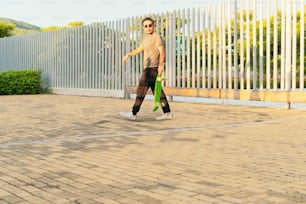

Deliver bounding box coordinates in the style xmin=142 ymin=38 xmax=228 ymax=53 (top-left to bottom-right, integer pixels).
xmin=153 ymin=74 xmax=167 ymax=112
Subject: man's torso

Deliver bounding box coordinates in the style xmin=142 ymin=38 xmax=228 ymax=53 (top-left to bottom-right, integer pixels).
xmin=142 ymin=32 xmax=163 ymax=68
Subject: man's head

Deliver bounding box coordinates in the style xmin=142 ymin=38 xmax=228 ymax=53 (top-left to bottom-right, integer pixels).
xmin=142 ymin=17 xmax=154 ymax=34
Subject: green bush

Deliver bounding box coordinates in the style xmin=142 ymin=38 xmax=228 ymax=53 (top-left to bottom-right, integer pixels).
xmin=0 ymin=70 xmax=43 ymax=95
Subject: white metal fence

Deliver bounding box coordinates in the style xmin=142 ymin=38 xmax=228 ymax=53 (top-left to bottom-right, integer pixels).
xmin=0 ymin=0 xmax=305 ymax=99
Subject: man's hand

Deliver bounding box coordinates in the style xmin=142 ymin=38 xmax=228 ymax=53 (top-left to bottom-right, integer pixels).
xmin=122 ymin=55 xmax=129 ymax=63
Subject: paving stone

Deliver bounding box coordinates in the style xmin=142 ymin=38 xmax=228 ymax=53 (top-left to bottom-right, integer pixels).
xmin=0 ymin=95 xmax=305 ymax=203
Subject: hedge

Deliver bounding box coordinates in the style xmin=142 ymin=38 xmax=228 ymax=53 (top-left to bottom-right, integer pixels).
xmin=0 ymin=70 xmax=43 ymax=95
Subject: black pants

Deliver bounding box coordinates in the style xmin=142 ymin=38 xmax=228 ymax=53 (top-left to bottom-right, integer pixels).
xmin=132 ymin=67 xmax=171 ymax=115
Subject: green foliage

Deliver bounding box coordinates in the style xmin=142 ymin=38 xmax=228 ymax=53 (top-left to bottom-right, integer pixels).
xmin=41 ymin=21 xmax=84 ymax=32
xmin=235 ymin=8 xmax=305 ymax=72
xmin=189 ymin=6 xmax=305 ymax=73
xmin=41 ymin=26 xmax=59 ymax=32
xmin=0 ymin=70 xmax=44 ymax=95
xmin=0 ymin=21 xmax=15 ymax=38
xmin=0 ymin=18 xmax=40 ymax=36
xmin=68 ymin=21 xmax=84 ymax=27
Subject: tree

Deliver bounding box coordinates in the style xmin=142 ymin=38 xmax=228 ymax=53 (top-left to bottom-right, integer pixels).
xmin=68 ymin=21 xmax=83 ymax=27
xmin=0 ymin=21 xmax=15 ymax=38
xmin=41 ymin=21 xmax=84 ymax=32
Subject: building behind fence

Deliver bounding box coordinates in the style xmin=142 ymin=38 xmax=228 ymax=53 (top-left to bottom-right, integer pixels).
xmin=0 ymin=0 xmax=305 ymax=103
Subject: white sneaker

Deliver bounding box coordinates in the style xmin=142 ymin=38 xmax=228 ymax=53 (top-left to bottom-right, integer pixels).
xmin=156 ymin=112 xmax=173 ymax=121
xmin=120 ymin=112 xmax=136 ymax=120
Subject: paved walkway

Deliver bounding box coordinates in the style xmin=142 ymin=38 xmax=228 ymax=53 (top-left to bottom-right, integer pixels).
xmin=0 ymin=94 xmax=306 ymax=204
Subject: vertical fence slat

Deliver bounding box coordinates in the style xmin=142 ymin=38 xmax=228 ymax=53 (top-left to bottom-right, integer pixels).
xmin=114 ymin=21 xmax=117 ymax=90
xmin=187 ymin=8 xmax=191 ymax=88
xmin=219 ymin=4 xmax=223 ymax=89
xmin=202 ymin=6 xmax=206 ymax=89
xmin=222 ymin=3 xmax=226 ymax=89
xmin=96 ymin=25 xmax=100 ymax=89
xmin=197 ymin=7 xmax=201 ymax=89
xmin=252 ymin=0 xmax=257 ymax=90
xmin=240 ymin=0 xmax=244 ymax=90
xmin=182 ymin=9 xmax=186 ymax=88
xmin=227 ymin=2 xmax=232 ymax=89
xmin=140 ymin=16 xmax=144 ymax=84
xmin=233 ymin=0 xmax=238 ymax=90
xmin=117 ymin=20 xmax=122 ymax=90
xmin=281 ymin=0 xmax=286 ymax=90
xmin=135 ymin=17 xmax=140 ymax=86
xmin=285 ymin=0 xmax=292 ymax=91
xmin=192 ymin=8 xmax=196 ymax=88
xmin=177 ymin=10 xmax=182 ymax=88
xmin=131 ymin=18 xmax=136 ymax=86
xmin=266 ymin=0 xmax=271 ymax=90
xmin=168 ymin=12 xmax=175 ymax=87
xmin=273 ymin=0 xmax=278 ymax=90
xmin=62 ymin=30 xmax=66 ymax=88
xmin=246 ymin=0 xmax=251 ymax=90
xmin=101 ymin=23 xmax=105 ymax=89
xmin=208 ymin=6 xmax=212 ymax=89
xmin=55 ymin=30 xmax=59 ymax=88
xmin=300 ymin=0 xmax=305 ymax=90
xmin=173 ymin=12 xmax=177 ymax=88
xmin=166 ymin=13 xmax=170 ymax=87
xmin=259 ymin=0 xmax=264 ymax=90
xmin=120 ymin=19 xmax=124 ymax=90
xmin=109 ymin=23 xmax=112 ymax=89
xmin=86 ymin=26 xmax=90 ymax=89
xmin=292 ymin=0 xmax=297 ymax=90
xmin=63 ymin=29 xmax=67 ymax=88
xmin=119 ymin=20 xmax=123 ymax=90
xmin=68 ymin=29 xmax=72 ymax=88
xmin=93 ymin=25 xmax=98 ymax=89
xmin=81 ymin=28 xmax=85 ymax=89
xmin=213 ymin=6 xmax=217 ymax=89
xmin=81 ymin=26 xmax=85 ymax=89
xmin=69 ymin=29 xmax=72 ymax=88
xmin=126 ymin=18 xmax=131 ymax=87
xmin=111 ymin=21 xmax=115 ymax=89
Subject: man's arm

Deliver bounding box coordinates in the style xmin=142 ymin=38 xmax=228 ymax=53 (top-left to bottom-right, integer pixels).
xmin=157 ymin=45 xmax=165 ymax=75
xmin=122 ymin=46 xmax=144 ymax=63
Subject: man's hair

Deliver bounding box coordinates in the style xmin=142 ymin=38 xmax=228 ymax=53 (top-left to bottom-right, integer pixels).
xmin=142 ymin=17 xmax=154 ymax=26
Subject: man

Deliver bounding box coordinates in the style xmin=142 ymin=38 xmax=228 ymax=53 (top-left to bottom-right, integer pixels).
xmin=120 ymin=17 xmax=172 ymax=121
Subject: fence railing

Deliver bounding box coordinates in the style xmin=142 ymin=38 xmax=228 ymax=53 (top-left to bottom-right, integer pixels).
xmin=0 ymin=0 xmax=305 ymax=101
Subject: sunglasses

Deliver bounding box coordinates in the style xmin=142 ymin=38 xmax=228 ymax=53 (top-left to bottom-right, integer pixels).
xmin=143 ymin=24 xmax=153 ymax=28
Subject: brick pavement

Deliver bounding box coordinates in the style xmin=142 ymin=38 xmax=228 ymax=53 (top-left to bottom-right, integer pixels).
xmin=0 ymin=94 xmax=306 ymax=204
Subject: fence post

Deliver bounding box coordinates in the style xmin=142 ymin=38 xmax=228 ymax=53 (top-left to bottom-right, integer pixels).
xmin=300 ymin=0 xmax=305 ymax=90
xmin=285 ymin=0 xmax=292 ymax=92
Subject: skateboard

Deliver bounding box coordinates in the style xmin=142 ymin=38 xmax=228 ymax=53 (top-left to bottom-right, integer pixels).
xmin=153 ymin=74 xmax=167 ymax=112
